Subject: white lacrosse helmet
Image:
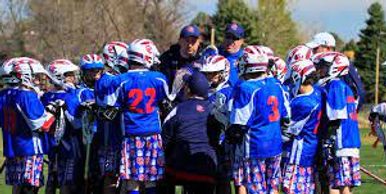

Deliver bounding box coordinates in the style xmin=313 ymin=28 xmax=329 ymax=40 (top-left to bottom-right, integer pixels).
xmin=48 ymin=59 xmax=79 ymax=82
xmin=201 ymin=55 xmax=230 ymax=85
xmin=286 ymin=45 xmax=313 ymax=65
xmin=102 ymin=41 xmax=129 ymax=73
xmin=13 ymin=58 xmax=35 ymax=88
xmin=291 ymin=59 xmax=316 ymax=96
xmin=1 ymin=58 xmax=20 ymax=84
xmin=239 ymin=45 xmax=269 ymax=75
xmin=271 ymin=57 xmax=288 ymax=84
xmin=128 ymin=39 xmax=160 ymax=69
xmin=201 ymin=55 xmax=228 ymax=73
xmin=312 ymin=51 xmax=350 ymax=83
xmin=16 ymin=57 xmax=49 ymax=76
xmin=258 ymin=45 xmax=275 ymax=60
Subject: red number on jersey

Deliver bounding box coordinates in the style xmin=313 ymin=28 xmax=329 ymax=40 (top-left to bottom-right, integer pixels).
xmin=267 ymin=96 xmax=280 ymax=122
xmin=128 ymin=88 xmax=156 ymax=114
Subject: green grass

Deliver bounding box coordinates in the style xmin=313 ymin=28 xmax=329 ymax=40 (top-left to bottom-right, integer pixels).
xmin=0 ymin=128 xmax=384 ymax=194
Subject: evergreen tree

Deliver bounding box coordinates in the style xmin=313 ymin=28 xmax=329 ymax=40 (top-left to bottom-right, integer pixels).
xmin=356 ymin=2 xmax=386 ymax=102
xmin=342 ymin=39 xmax=358 ymax=53
xmin=212 ymin=0 xmax=260 ymax=45
xmin=330 ymin=32 xmax=345 ymax=52
xmin=257 ymin=0 xmax=300 ymax=57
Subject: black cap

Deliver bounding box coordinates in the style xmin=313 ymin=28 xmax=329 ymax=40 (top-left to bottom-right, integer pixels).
xmin=184 ymin=71 xmax=209 ymax=98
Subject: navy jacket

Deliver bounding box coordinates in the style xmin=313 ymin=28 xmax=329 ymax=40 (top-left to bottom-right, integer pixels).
xmin=159 ymin=44 xmax=199 ymax=88
xmin=162 ymin=98 xmax=217 ymax=178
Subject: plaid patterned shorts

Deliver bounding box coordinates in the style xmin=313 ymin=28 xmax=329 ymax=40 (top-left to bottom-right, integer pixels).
xmin=282 ymin=164 xmax=316 ymax=194
xmin=328 ymin=156 xmax=361 ymax=188
xmin=57 ymin=157 xmax=84 ymax=185
xmin=5 ymin=155 xmax=44 ymax=187
xmin=98 ymin=146 xmax=120 ymax=176
xmin=119 ymin=134 xmax=164 ymax=182
xmin=233 ymin=155 xmax=281 ymax=194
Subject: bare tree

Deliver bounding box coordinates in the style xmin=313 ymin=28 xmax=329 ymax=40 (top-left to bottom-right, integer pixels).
xmin=143 ymin=0 xmax=186 ymax=51
xmin=27 ymin=0 xmax=186 ymax=61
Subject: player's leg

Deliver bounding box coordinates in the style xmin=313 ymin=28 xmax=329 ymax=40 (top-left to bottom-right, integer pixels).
xmin=265 ymin=155 xmax=281 ymax=194
xmin=328 ymin=157 xmax=361 ymax=194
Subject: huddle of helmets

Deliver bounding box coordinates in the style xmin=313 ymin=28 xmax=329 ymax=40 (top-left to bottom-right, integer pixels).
xmin=0 ymin=39 xmax=161 ymax=90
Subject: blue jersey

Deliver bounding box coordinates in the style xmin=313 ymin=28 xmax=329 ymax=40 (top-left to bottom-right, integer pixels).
xmin=219 ymin=48 xmax=243 ymax=87
xmin=118 ymin=70 xmax=169 ymax=136
xmin=75 ymin=84 xmax=95 ymax=103
xmin=94 ymin=72 xmax=126 ymax=148
xmin=1 ymin=88 xmax=49 ymax=157
xmin=284 ymin=88 xmax=322 ymax=167
xmin=323 ymin=79 xmax=361 ymax=152
xmin=40 ymin=90 xmax=68 ymax=153
xmin=272 ymin=77 xmax=291 ymax=119
xmin=41 ymin=90 xmax=84 ymax=158
xmin=208 ymin=83 xmax=233 ymax=128
xmin=95 ymin=72 xmax=125 ymax=107
xmin=230 ymin=77 xmax=286 ymax=158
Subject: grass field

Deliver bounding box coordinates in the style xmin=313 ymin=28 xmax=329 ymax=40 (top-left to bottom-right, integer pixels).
xmin=0 ymin=123 xmax=385 ymax=193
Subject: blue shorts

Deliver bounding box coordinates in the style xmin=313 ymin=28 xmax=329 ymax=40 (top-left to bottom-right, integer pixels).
xmin=5 ymin=155 xmax=45 ymax=187
xmin=328 ymin=156 xmax=361 ymax=188
xmin=57 ymin=157 xmax=84 ymax=185
xmin=119 ymin=134 xmax=164 ymax=182
xmin=233 ymin=155 xmax=281 ymax=194
xmin=98 ymin=146 xmax=120 ymax=177
xmin=282 ymin=164 xmax=316 ymax=194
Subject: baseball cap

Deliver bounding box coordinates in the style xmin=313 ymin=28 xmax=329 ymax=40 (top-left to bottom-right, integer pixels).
xmin=184 ymin=71 xmax=209 ymax=98
xmin=305 ymin=32 xmax=336 ymax=48
xmin=180 ymin=25 xmax=201 ymax=38
xmin=225 ymin=22 xmax=245 ymax=39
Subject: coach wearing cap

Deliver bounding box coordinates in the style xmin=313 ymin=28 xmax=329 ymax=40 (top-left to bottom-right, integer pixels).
xmin=160 ymin=24 xmax=202 ymax=87
xmin=219 ymin=22 xmax=245 ymax=86
xmin=306 ymin=32 xmax=336 ymax=54
xmin=306 ymin=32 xmax=366 ymax=111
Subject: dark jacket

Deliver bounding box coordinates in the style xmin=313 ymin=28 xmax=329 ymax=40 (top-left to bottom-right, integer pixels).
xmin=342 ymin=63 xmax=365 ymax=111
xmin=159 ymin=44 xmax=199 ymax=88
xmin=162 ymin=98 xmax=217 ymax=182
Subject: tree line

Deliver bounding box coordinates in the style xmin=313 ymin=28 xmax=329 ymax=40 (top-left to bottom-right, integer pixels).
xmin=1 ymin=0 xmax=386 ymax=102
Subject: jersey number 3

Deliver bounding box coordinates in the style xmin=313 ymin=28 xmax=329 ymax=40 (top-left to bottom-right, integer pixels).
xmin=267 ymin=96 xmax=280 ymax=122
xmin=128 ymin=88 xmax=156 ymax=114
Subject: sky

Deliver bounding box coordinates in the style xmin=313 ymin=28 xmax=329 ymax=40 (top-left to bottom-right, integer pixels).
xmin=187 ymin=0 xmax=386 ymax=42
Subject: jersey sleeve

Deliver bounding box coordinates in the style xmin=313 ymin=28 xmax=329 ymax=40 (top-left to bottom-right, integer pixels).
xmin=326 ymin=81 xmax=348 ymax=120
xmin=105 ymin=74 xmax=130 ymax=107
xmin=17 ymin=91 xmax=47 ymax=131
xmin=279 ymin=84 xmax=291 ymax=119
xmin=64 ymin=93 xmax=82 ymax=129
xmin=155 ymin=73 xmax=170 ymax=102
xmin=230 ymin=83 xmax=257 ymax=126
xmin=162 ymin=106 xmax=178 ymax=147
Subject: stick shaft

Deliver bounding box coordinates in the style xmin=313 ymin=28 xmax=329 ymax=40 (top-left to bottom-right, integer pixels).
xmin=360 ymin=166 xmax=386 ymax=185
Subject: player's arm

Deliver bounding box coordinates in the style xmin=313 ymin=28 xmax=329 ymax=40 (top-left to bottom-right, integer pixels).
xmin=64 ymin=93 xmax=83 ymax=129
xmin=162 ymin=107 xmax=178 ymax=149
xmin=325 ymin=82 xmax=348 ymax=136
xmin=18 ymin=92 xmax=55 ymax=132
xmin=228 ymin=84 xmax=254 ymax=144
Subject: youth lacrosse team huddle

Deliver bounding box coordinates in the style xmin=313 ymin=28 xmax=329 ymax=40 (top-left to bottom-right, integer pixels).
xmin=0 ymin=23 xmax=365 ymax=194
